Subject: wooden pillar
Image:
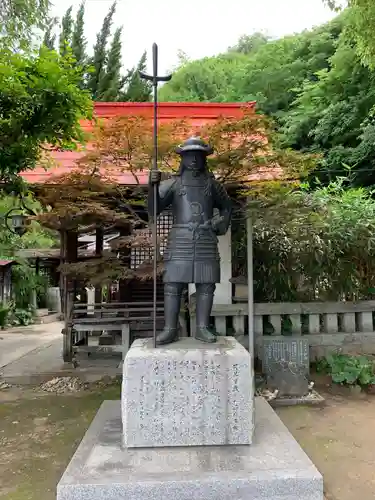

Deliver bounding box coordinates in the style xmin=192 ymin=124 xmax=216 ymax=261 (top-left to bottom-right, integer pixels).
xmin=59 ymin=229 xmax=66 ymax=315
xmin=62 ymin=228 xmax=78 ymax=362
xmin=30 ymin=257 xmax=39 ymax=310
xmin=95 ymin=227 xmax=104 ymax=305
xmin=0 ymin=268 xmax=4 ymax=303
xmin=247 ymin=213 xmax=254 ymax=361
xmin=66 ymin=230 xmax=78 ymax=290
xmin=213 ymin=226 xmax=232 ymax=305
xmin=118 ymin=225 xmax=131 ymax=303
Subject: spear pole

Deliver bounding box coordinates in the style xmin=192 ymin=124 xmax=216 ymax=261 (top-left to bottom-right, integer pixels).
xmin=139 ymin=43 xmax=172 ymax=348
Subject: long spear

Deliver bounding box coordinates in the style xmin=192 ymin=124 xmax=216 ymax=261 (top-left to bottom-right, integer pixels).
xmin=139 ymin=43 xmax=172 ymax=348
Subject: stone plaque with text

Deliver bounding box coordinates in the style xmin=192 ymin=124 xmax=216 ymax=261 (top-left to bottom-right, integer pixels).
xmin=262 ymin=336 xmax=310 ymax=397
xmin=122 ymin=337 xmax=254 ymax=448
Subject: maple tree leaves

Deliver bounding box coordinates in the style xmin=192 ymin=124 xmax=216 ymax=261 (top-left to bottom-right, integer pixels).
xmin=34 ymin=110 xmax=315 ymax=284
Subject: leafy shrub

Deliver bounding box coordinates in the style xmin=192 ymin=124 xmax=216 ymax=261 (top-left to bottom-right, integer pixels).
xmin=5 ymin=304 xmax=35 ymax=326
xmin=12 ymin=307 xmax=35 ymax=326
xmin=12 ymin=261 xmax=49 ymax=309
xmin=317 ymin=353 xmax=375 ymax=386
xmin=233 ymin=175 xmax=375 ymax=302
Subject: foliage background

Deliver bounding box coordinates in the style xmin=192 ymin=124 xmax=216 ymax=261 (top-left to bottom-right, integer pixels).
xmin=35 ymin=112 xmax=314 ymax=287
xmin=159 ymin=12 xmax=375 ymax=188
xmin=5 ymin=0 xmax=375 ymax=307
xmin=231 ymin=175 xmax=375 ymax=302
xmin=159 ymin=9 xmax=375 ymax=302
xmin=0 ymin=196 xmax=57 ymax=310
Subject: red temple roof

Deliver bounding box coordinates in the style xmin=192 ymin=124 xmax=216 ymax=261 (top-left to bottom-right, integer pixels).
xmin=20 ymin=101 xmax=282 ymax=185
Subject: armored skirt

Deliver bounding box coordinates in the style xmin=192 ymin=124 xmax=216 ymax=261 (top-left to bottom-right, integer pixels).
xmin=163 ymin=225 xmax=221 ymax=284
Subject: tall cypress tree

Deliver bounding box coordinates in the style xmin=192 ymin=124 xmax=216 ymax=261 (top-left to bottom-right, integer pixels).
xmin=120 ymin=51 xmax=152 ymax=102
xmin=42 ymin=16 xmax=58 ymax=50
xmin=87 ymin=1 xmax=116 ymax=99
xmin=97 ymin=26 xmax=123 ymax=101
xmin=59 ymin=6 xmax=73 ymax=56
xmin=71 ymin=1 xmax=86 ymax=66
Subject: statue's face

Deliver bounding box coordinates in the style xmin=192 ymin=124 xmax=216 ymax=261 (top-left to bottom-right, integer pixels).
xmin=181 ymin=151 xmax=206 ymax=171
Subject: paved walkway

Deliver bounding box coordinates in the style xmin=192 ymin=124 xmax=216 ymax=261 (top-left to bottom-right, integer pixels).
xmin=0 ymin=322 xmax=121 ymax=384
xmin=0 ymin=322 xmax=62 ymax=370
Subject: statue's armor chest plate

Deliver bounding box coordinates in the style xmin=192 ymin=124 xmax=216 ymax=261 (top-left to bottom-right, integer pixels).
xmin=172 ymin=173 xmax=214 ymax=224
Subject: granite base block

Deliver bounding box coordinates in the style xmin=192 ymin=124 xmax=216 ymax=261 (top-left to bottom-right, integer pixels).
xmin=57 ymin=398 xmax=323 ymax=500
xmin=122 ymin=337 xmax=254 ymax=447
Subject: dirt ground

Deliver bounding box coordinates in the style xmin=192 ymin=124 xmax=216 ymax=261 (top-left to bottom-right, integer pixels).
xmin=0 ymin=379 xmax=375 ymax=500
xmin=0 ymin=381 xmax=121 ymax=500
xmin=277 ymin=390 xmax=375 ymax=500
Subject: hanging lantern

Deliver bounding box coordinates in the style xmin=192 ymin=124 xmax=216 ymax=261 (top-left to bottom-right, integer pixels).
xmin=4 ymin=195 xmax=36 ymax=236
xmin=9 ymin=213 xmax=30 ymax=236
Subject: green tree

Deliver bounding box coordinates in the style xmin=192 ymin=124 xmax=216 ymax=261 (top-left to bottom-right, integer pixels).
xmin=0 ymin=195 xmax=56 ymax=256
xmin=59 ymin=6 xmax=74 ymax=56
xmin=71 ymin=1 xmax=86 ymax=67
xmin=251 ymin=176 xmax=375 ymax=301
xmin=97 ymin=27 xmax=122 ymax=101
xmin=87 ymin=1 xmax=116 ymax=99
xmin=228 ymin=32 xmax=269 ymax=54
xmin=0 ymin=194 xmax=57 ymax=312
xmin=346 ymin=0 xmax=375 ymax=68
xmin=159 ymin=16 xmax=342 ymax=113
xmin=159 ymin=52 xmax=247 ymax=102
xmin=327 ymin=0 xmax=375 ymax=69
xmin=42 ymin=16 xmax=58 ymax=50
xmin=280 ymin=27 xmax=375 ymax=186
xmin=120 ymin=51 xmax=152 ymax=102
xmin=1 ymin=0 xmax=50 ymax=48
xmin=0 ymin=47 xmax=92 ymax=187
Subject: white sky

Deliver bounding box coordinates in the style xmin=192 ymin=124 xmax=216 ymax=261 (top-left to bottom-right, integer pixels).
xmin=50 ymin=0 xmax=345 ymax=73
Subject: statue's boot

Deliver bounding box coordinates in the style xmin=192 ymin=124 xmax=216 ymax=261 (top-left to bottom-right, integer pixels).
xmin=209 ymin=325 xmax=218 ymax=336
xmin=196 ymin=326 xmax=217 ymax=343
xmin=156 ymin=327 xmax=178 ymax=345
xmin=156 ymin=283 xmax=182 ymax=346
xmin=195 ymin=283 xmax=217 ymax=344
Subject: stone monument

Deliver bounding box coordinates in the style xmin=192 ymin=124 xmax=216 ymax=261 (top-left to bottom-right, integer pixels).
xmin=122 ymin=137 xmax=254 ymax=448
xmin=57 ymin=136 xmax=323 ymax=500
xmin=56 ymin=44 xmax=322 ymax=500
xmin=263 ymin=336 xmax=310 ymax=398
xmin=122 ymin=337 xmax=254 ymax=448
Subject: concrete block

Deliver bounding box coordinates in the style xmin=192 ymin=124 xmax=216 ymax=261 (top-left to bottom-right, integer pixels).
xmin=57 ymin=398 xmax=323 ymax=500
xmin=122 ymin=336 xmax=254 ymax=447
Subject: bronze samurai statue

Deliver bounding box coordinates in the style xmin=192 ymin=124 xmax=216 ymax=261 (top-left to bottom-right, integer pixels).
xmin=148 ymin=137 xmax=232 ymax=345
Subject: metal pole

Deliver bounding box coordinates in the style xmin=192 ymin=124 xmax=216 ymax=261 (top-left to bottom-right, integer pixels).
xmin=246 ymin=211 xmax=254 ymax=361
xmin=152 ymin=44 xmax=158 ymax=349
xmin=139 ymin=43 xmax=172 ymax=348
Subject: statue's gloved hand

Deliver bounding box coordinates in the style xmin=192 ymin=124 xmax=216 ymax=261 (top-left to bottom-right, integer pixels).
xmin=211 ymin=216 xmax=225 ymax=234
xmin=149 ymin=170 xmax=162 ymax=185
xmin=188 ymin=222 xmax=199 ymax=232
xmin=200 ymin=220 xmax=212 ymax=230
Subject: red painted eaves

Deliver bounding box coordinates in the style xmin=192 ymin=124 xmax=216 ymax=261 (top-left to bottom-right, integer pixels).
xmin=21 ymin=101 xmax=258 ymax=185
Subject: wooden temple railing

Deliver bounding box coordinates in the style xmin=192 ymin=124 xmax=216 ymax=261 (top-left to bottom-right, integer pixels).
xmin=189 ymin=296 xmax=375 ymax=359
xmin=63 ymin=300 xmax=163 ymax=362
xmin=63 ymin=298 xmax=189 ymax=362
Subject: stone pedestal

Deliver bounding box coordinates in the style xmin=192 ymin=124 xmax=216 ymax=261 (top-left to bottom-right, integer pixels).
xmin=56 ymin=337 xmax=323 ymax=500
xmin=57 ymin=399 xmax=323 ymax=500
xmin=122 ymin=337 xmax=254 ymax=448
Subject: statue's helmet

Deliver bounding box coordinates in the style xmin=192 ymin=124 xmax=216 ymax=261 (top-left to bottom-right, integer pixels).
xmin=175 ymin=136 xmax=213 ymax=156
